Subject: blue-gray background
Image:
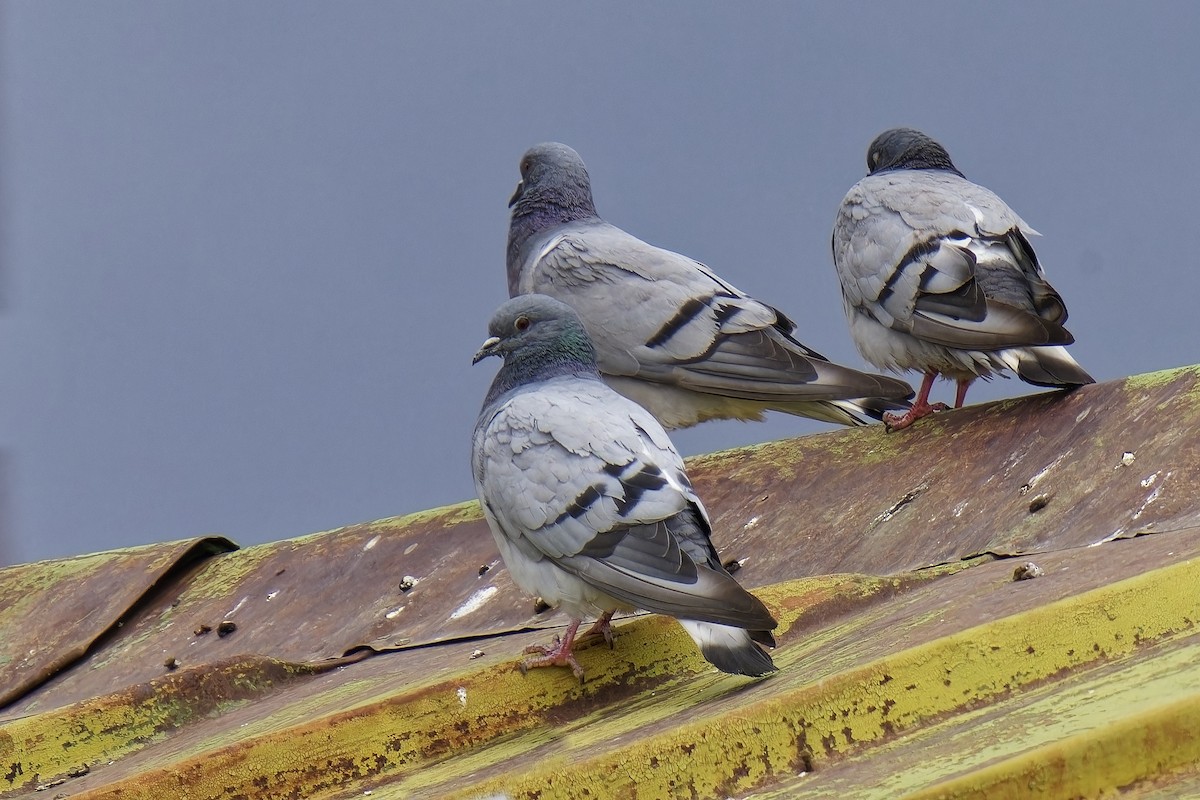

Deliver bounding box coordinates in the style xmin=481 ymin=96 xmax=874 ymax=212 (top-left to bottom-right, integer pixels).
xmin=2 ymin=3 xmax=1197 ymax=565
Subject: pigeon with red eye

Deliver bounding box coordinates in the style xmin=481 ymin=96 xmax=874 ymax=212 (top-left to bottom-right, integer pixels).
xmin=471 ymin=294 xmax=778 ymax=682
xmin=506 ymin=142 xmax=914 ymax=430
xmin=832 ymin=128 xmax=1093 ymax=430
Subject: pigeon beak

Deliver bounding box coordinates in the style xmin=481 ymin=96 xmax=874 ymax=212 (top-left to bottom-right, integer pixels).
xmin=472 ymin=336 xmax=502 ymax=365
xmin=507 ymin=180 xmax=525 ymax=208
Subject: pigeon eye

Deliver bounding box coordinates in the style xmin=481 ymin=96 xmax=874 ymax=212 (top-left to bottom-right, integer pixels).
xmin=514 ymin=316 xmax=531 ymax=332
xmin=520 ymin=158 xmax=532 ymax=174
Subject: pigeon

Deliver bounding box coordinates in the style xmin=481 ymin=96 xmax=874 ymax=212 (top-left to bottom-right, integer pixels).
xmin=506 ymin=142 xmax=914 ymax=430
xmin=471 ymin=294 xmax=778 ymax=681
xmin=832 ymin=128 xmax=1094 ymax=430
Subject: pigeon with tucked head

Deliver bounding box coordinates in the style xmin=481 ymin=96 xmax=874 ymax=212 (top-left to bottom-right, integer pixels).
xmin=832 ymin=128 xmax=1093 ymax=430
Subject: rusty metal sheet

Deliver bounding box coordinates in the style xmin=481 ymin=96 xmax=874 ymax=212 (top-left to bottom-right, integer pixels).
xmin=4 ymin=527 xmax=1197 ymax=799
xmin=0 ymin=536 xmax=235 ymax=710
xmin=2 ymin=366 xmax=1200 ymax=798
xmin=3 ymin=367 xmax=1200 ymax=721
xmin=0 ymin=502 xmax=558 ymax=718
xmin=691 ymin=366 xmax=1200 ymax=583
xmin=424 ymin=529 xmax=1200 ymax=799
xmin=755 ymin=635 xmax=1200 ymax=799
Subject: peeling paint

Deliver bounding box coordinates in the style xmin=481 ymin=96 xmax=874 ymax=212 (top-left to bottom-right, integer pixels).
xmin=450 ymin=587 xmax=499 ymax=620
xmin=1133 ymin=485 xmax=1165 ymax=520
xmin=3 ymin=369 xmax=1200 ymax=799
xmin=226 ymin=596 xmax=249 ymax=617
xmin=1019 ymin=453 xmax=1067 ymax=495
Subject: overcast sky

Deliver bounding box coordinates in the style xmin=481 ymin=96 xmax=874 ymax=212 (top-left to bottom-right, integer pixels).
xmin=2 ymin=3 xmax=1198 ymax=565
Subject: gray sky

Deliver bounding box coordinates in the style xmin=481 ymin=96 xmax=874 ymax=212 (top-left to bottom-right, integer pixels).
xmin=2 ymin=3 xmax=1198 ymax=566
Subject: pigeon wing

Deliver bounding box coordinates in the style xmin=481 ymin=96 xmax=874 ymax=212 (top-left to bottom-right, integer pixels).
xmin=835 ymin=171 xmax=1074 ymax=351
xmin=474 ymin=378 xmax=774 ymax=631
xmin=520 ymin=221 xmax=912 ymax=401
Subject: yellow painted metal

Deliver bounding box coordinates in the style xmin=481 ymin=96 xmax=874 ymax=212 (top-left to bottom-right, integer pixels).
xmin=5 ymin=553 xmax=1190 ymax=799
xmin=751 ymin=630 xmax=1200 ymax=798
xmin=0 ymin=657 xmax=324 ymax=794
xmin=901 ymin=687 xmax=1200 ymax=800
xmin=452 ymin=557 xmax=1200 ymax=800
xmin=5 ymin=368 xmax=1200 ymax=799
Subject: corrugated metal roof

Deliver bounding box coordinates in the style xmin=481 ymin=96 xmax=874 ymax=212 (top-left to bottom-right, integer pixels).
xmin=2 ymin=365 xmax=1199 ymax=799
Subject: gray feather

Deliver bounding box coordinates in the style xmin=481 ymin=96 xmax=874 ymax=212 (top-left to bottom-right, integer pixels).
xmin=832 ymin=128 xmax=1093 ymax=389
xmin=508 ymin=142 xmax=914 ymax=429
xmin=472 ymin=295 xmax=777 ymax=676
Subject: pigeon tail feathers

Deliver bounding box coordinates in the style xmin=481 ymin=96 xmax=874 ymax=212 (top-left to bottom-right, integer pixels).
xmin=679 ymin=620 xmax=777 ymax=677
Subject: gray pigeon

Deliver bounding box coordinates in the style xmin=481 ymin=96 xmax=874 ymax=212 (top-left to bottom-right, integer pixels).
xmin=507 ymin=142 xmax=914 ymax=430
xmin=832 ymin=128 xmax=1094 ymax=430
xmin=471 ymin=294 xmax=778 ymax=681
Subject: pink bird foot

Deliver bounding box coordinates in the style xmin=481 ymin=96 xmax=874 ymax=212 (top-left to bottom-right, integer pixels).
xmin=579 ymin=612 xmax=616 ymax=649
xmin=519 ymin=619 xmax=585 ymax=682
xmin=884 ymin=400 xmax=950 ymax=431
xmin=884 ymin=371 xmax=949 ymax=431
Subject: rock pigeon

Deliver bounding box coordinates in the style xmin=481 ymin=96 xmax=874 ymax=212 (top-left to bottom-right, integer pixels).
xmin=832 ymin=128 xmax=1094 ymax=430
xmin=471 ymin=294 xmax=778 ymax=681
xmin=507 ymin=142 xmax=914 ymax=430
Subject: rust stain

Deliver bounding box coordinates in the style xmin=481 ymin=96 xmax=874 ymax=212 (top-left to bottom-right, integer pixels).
xmin=688 ymin=365 xmax=1200 ymax=580
xmin=7 ymin=371 xmax=1200 ymax=718
xmin=0 ymin=530 xmax=1190 ymax=798
xmin=0 ymin=368 xmax=1199 ymax=798
xmin=0 ymin=537 xmax=235 ymax=710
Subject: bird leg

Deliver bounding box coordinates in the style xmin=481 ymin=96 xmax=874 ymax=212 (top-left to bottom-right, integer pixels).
xmin=579 ymin=611 xmax=616 ymax=649
xmin=520 ymin=619 xmax=586 ymax=683
xmin=884 ymin=371 xmax=950 ymax=431
xmin=954 ymin=378 xmax=973 ymax=409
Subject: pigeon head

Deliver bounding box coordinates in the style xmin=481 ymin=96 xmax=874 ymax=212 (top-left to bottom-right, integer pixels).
xmin=508 ymin=142 xmax=598 ymax=217
xmin=506 ymin=143 xmax=602 ymax=292
xmin=866 ymin=128 xmax=964 ymax=177
xmin=473 ymin=295 xmax=600 ymax=396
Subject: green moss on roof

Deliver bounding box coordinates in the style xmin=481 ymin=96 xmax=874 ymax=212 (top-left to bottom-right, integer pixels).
xmin=457 ymin=556 xmax=1200 ymax=800
xmin=1122 ymin=363 xmax=1200 ymax=392
xmin=4 ymin=368 xmax=1200 ymax=799
xmin=384 ymin=498 xmax=485 ymax=530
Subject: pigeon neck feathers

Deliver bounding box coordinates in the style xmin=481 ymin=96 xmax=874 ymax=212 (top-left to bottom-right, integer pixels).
xmin=483 ymin=325 xmax=601 ymax=407
xmin=506 ymin=147 xmax=600 ymax=283
xmin=506 ymin=198 xmax=594 ymax=287
xmin=512 ymin=175 xmax=598 ymax=225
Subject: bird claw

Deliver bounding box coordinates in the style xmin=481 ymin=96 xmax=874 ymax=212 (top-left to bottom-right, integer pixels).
xmin=580 ymin=613 xmax=615 ymax=649
xmin=518 ymin=626 xmax=586 ymax=683
xmin=884 ymin=401 xmax=950 ymax=432
xmin=518 ymin=649 xmax=585 ymax=684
